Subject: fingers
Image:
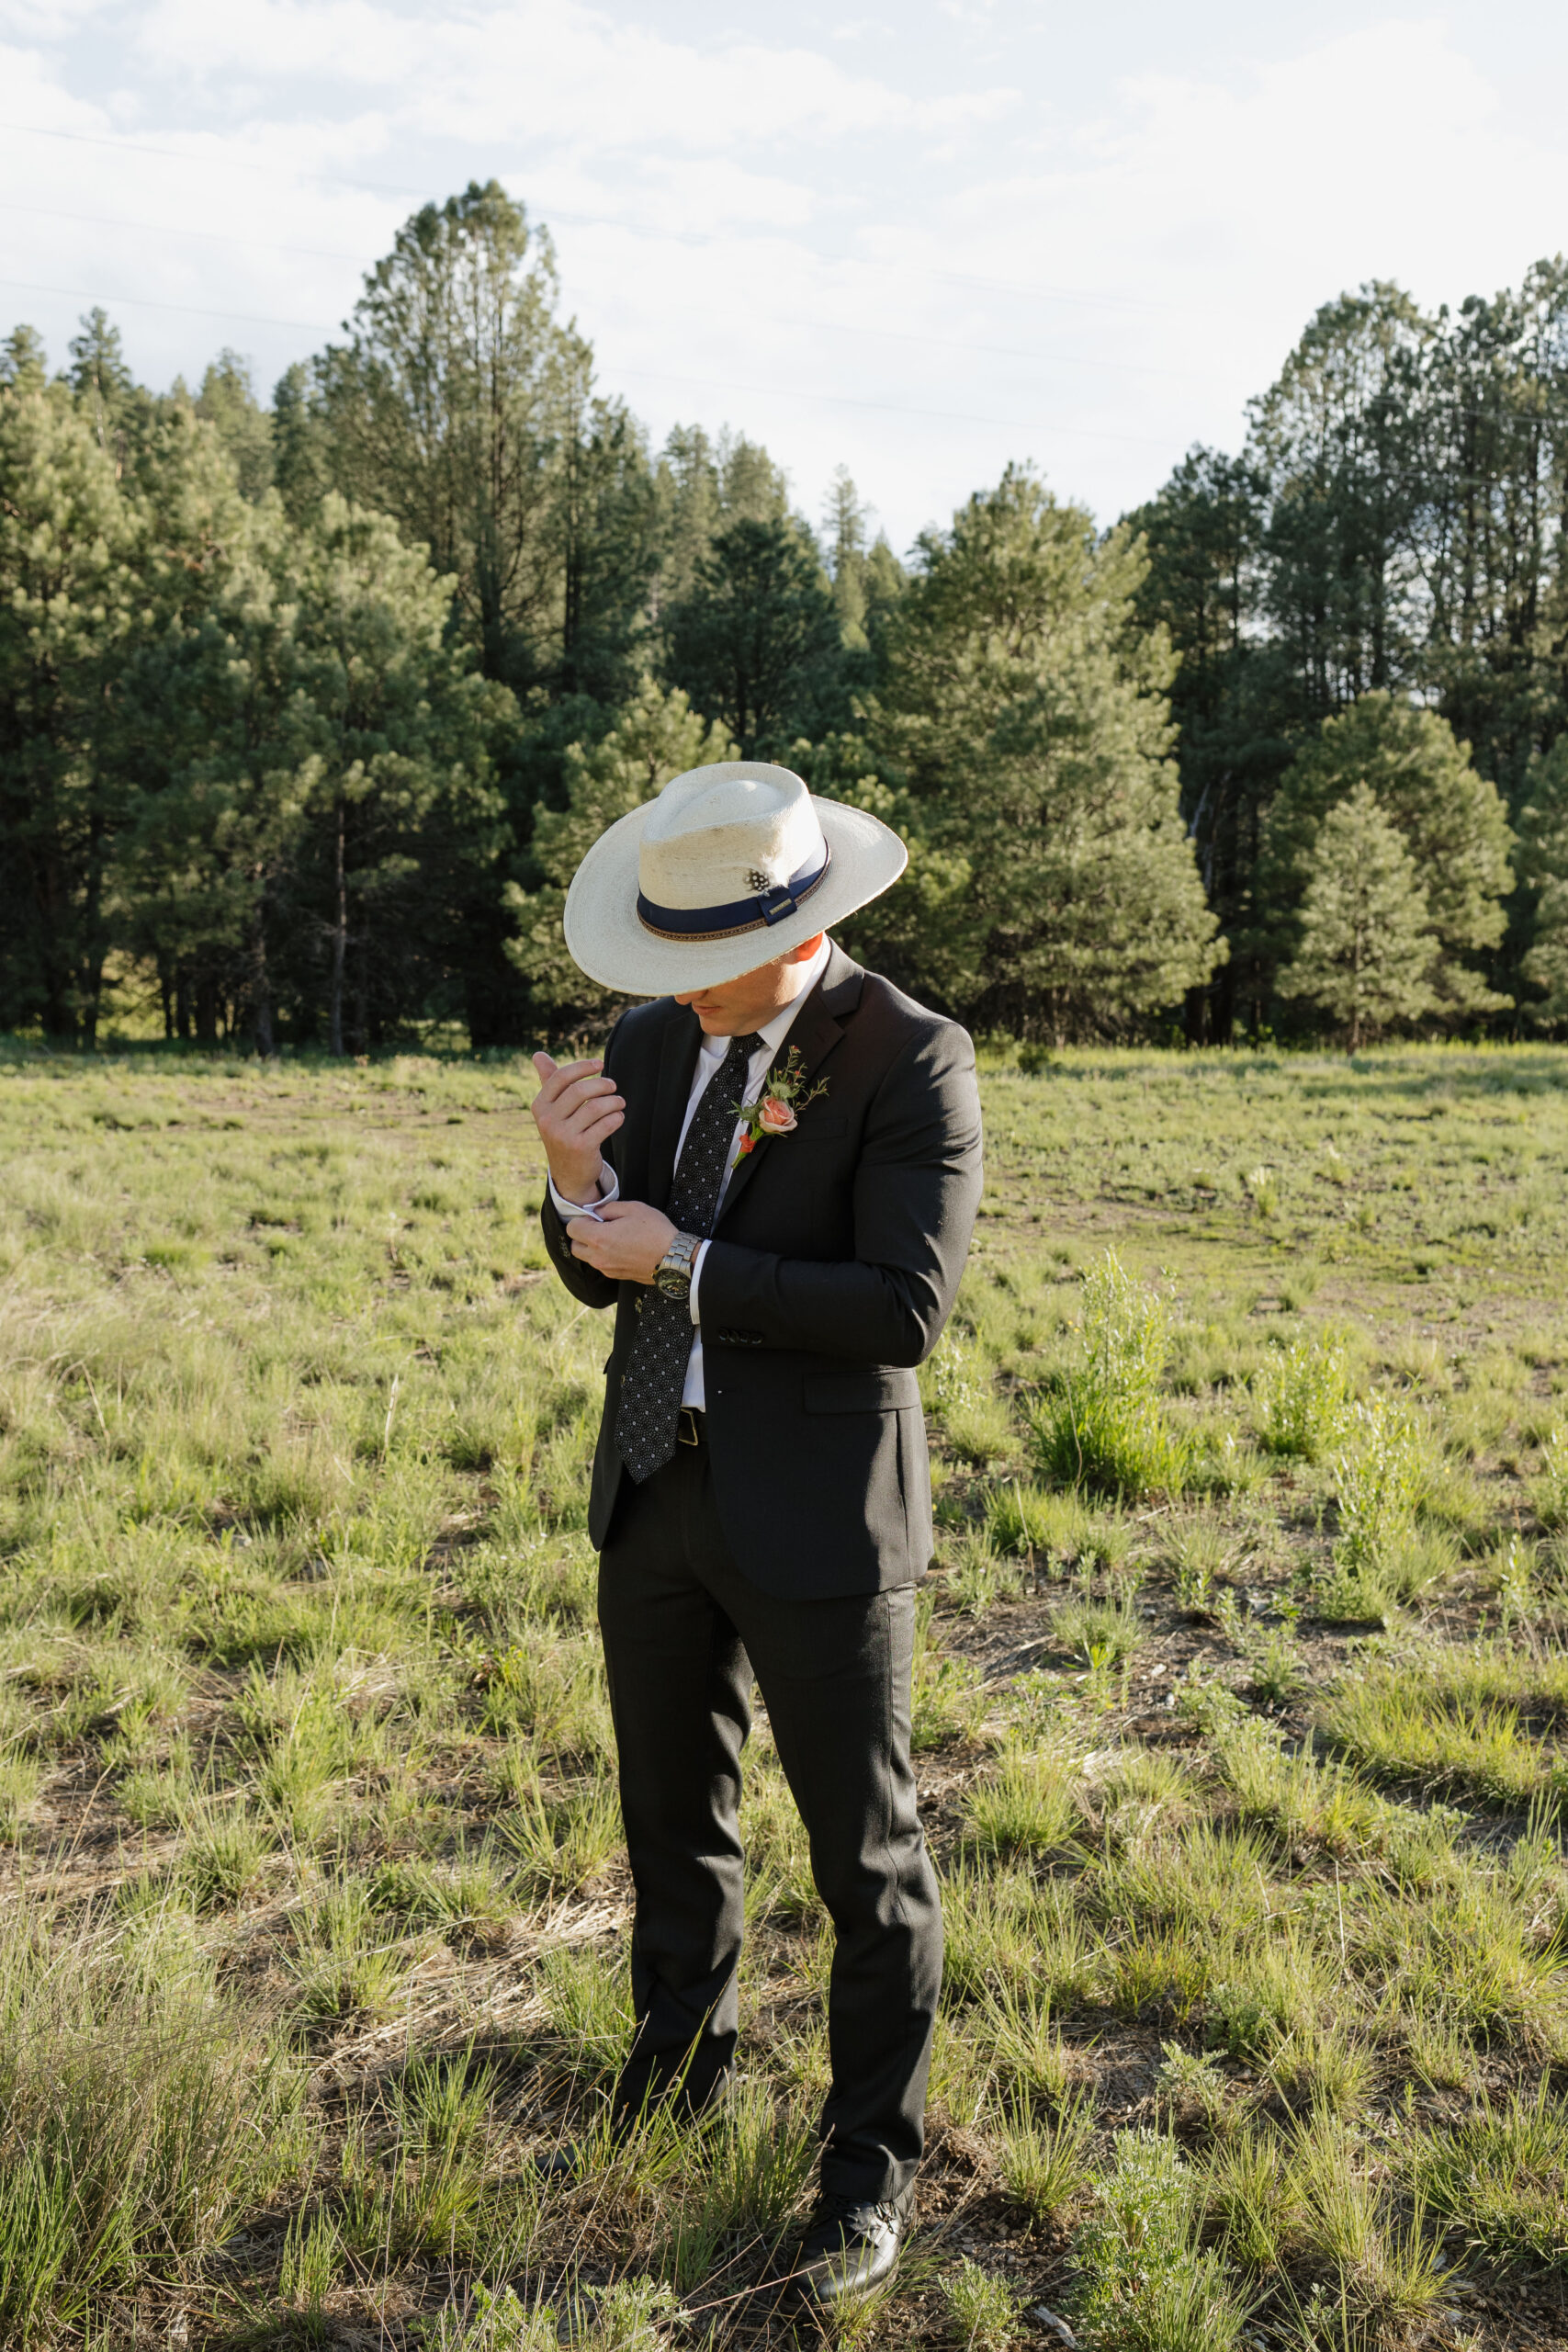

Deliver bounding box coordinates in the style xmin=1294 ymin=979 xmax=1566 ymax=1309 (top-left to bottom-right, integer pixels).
xmin=547 ymin=1074 xmax=624 ymax=1129
xmin=577 ymin=1103 xmax=625 ymax=1142
xmin=532 ymin=1055 xmax=604 ymax=1107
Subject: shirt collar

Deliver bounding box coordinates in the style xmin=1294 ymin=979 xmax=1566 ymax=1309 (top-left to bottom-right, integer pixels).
xmin=696 ymin=934 xmax=834 ymax=1063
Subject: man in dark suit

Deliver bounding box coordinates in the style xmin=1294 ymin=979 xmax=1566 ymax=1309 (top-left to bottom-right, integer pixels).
xmin=528 ymin=760 xmax=983 ymax=2307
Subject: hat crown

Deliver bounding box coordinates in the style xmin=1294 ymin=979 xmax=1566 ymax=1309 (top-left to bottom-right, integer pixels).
xmin=638 ymin=763 xmax=826 ymax=913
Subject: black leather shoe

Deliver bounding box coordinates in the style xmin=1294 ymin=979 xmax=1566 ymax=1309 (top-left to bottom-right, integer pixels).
xmin=790 ymin=2186 xmax=914 ymax=2307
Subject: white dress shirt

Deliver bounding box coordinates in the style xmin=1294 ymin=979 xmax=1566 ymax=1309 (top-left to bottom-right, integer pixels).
xmin=548 ymin=934 xmax=832 ymax=1409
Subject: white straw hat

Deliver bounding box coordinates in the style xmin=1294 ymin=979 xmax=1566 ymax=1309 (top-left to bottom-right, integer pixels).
xmin=562 ymin=761 xmax=908 ymax=995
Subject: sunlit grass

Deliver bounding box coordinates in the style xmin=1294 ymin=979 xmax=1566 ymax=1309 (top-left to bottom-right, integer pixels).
xmin=4 ymin=1040 xmax=1568 ymax=2342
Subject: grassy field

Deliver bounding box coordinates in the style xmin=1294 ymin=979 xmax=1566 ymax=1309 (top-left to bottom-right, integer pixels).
xmin=5 ymin=1036 xmax=1568 ymax=2349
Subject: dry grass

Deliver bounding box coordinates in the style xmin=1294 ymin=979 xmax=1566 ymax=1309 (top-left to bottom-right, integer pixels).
xmin=5 ymin=1037 xmax=1568 ymax=2346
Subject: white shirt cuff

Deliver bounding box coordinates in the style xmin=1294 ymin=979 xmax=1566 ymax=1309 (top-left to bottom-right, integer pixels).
xmin=548 ymin=1168 xmax=619 ymax=1217
xmin=689 ymin=1238 xmax=708 ymax=1325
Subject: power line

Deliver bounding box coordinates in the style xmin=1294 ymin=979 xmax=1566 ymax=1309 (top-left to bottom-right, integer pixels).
xmin=0 ymin=193 xmax=1204 ymax=384
xmin=0 ymin=267 xmax=1183 ymax=442
xmin=0 ymin=115 xmax=1176 ymax=318
xmin=0 ymin=275 xmax=337 ymax=335
xmin=0 ymin=196 xmax=373 ymax=269
xmin=611 ymin=363 xmax=1179 ymax=446
xmin=625 ymin=378 xmax=1568 ymax=447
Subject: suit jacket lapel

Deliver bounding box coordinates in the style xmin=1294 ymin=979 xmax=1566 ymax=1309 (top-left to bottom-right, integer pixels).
xmin=714 ymin=945 xmax=864 ymax=1230
xmin=646 ymin=1006 xmax=703 ymax=1213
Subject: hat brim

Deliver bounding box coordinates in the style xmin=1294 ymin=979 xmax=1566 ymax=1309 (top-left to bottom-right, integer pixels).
xmin=562 ymin=795 xmax=908 ymax=995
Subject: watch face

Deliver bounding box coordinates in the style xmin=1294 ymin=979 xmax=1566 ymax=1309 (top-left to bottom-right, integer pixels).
xmin=657 ymin=1266 xmax=689 ymax=1299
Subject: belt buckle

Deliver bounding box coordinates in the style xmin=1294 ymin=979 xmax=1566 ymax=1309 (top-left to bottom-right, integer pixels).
xmin=678 ymin=1408 xmax=701 ymax=1448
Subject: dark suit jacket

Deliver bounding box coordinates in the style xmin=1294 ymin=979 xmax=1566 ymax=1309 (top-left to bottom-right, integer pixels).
xmin=540 ymin=944 xmax=984 ymax=1599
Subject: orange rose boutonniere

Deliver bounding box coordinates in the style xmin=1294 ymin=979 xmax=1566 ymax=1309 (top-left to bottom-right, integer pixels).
xmin=733 ymin=1046 xmax=829 ymax=1159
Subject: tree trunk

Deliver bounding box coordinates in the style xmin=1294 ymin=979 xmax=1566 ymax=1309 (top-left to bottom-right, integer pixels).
xmin=81 ymin=811 xmax=106 ymax=1047
xmin=353 ymin=904 xmax=370 ymax=1054
xmin=251 ymin=897 xmax=275 ymax=1058
xmin=329 ymin=797 xmax=347 ymax=1057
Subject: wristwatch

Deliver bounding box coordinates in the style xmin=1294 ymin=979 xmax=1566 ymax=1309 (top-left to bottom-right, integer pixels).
xmin=655 ymin=1230 xmax=702 ymax=1302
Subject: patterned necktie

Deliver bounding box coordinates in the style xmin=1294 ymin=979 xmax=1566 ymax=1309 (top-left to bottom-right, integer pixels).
xmin=615 ymin=1031 xmax=766 ymax=1483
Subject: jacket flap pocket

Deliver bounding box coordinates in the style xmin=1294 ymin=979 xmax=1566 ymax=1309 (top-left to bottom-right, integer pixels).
xmin=804 ymin=1370 xmax=919 ymax=1413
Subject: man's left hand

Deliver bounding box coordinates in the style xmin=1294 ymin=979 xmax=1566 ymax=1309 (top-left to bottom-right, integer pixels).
xmin=565 ymin=1199 xmax=677 ymax=1284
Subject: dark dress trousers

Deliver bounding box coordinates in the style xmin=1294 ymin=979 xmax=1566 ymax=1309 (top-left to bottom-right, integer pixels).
xmin=539 ymin=944 xmax=983 ymax=2201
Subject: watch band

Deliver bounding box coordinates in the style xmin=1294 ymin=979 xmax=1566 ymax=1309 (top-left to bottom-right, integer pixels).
xmin=656 ymin=1230 xmax=701 ymax=1297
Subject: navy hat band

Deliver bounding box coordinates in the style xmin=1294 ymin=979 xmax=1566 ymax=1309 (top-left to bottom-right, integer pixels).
xmin=636 ymin=845 xmax=830 ymax=944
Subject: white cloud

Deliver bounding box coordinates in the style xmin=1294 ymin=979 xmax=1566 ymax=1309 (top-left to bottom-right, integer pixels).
xmin=129 ymin=0 xmax=1013 ymax=146
xmin=1 ymin=6 xmax=1563 ymax=543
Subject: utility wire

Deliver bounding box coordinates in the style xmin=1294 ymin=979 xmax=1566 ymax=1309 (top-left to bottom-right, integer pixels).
xmin=0 ymin=271 xmax=1184 ymax=444
xmin=0 ymin=116 xmax=1175 ymax=317
xmin=611 ymin=363 xmax=1179 ymax=446
xmin=0 ymin=275 xmax=337 ymax=335
xmin=0 ymin=195 xmax=1203 ymax=382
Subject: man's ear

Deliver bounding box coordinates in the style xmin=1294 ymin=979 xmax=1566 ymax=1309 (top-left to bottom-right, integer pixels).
xmin=785 ymin=932 xmax=826 ymax=967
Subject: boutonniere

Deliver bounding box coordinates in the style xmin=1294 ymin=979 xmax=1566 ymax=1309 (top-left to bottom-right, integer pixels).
xmin=733 ymin=1046 xmax=829 ymax=1159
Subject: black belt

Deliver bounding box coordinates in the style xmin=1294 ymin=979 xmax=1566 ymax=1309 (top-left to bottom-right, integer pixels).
xmin=677 ymin=1407 xmax=706 ymax=1448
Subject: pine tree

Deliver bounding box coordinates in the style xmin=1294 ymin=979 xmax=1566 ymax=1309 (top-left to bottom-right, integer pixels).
xmin=312 ymin=180 xmax=587 ymax=688
xmin=195 ymin=351 xmax=273 ymax=501
xmin=822 ymin=466 xmax=871 ymax=648
xmin=650 ymin=424 xmax=791 ymax=617
xmin=1246 ymin=283 xmax=1428 ymax=715
xmin=548 ymin=336 xmax=657 ymax=702
xmin=1125 ymin=445 xmax=1290 ymax=1037
xmin=855 ymin=465 xmax=1223 ymax=1037
xmin=0 ymin=324 xmax=47 ymax=389
xmin=66 ymin=306 xmax=135 ymax=456
xmin=506 ymin=678 xmax=737 ymax=1021
xmin=1260 ymin=692 xmax=1513 ymax=1015
xmin=1277 ymin=784 xmax=1438 ymax=1049
xmin=125 ymin=493 xmax=511 ymax=1052
xmin=665 ymin=516 xmax=845 ymax=757
xmin=272 ymin=360 xmax=332 ymax=526
xmin=1517 ymin=736 xmax=1568 ymax=1024
xmin=0 ymin=369 xmax=141 ymax=1037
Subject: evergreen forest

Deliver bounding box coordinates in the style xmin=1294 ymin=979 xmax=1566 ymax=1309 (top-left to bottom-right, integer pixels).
xmin=6 ymin=177 xmax=1568 ymax=1054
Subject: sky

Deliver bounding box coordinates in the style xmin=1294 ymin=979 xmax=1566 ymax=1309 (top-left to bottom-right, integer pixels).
xmin=3 ymin=1 xmax=1567 ymax=552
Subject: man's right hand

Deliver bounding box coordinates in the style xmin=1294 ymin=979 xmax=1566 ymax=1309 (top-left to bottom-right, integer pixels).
xmin=529 ymin=1052 xmax=625 ymax=1203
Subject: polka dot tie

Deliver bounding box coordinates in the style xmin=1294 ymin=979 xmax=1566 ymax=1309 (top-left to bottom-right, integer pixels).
xmin=615 ymin=1032 xmax=765 ymax=1483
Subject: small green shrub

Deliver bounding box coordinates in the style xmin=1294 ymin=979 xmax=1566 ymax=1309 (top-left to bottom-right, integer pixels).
xmin=1033 ymin=1252 xmax=1189 ymax=1498
xmin=986 ymin=1482 xmax=1092 ymax=1566
xmin=1408 ymin=2082 xmax=1568 ymax=2266
xmin=1052 ymin=1585 xmax=1146 ymax=1669
xmin=1155 ymin=2041 xmax=1231 ymax=2133
xmin=993 ymin=2092 xmax=1095 ymax=2221
xmin=941 ymin=2256 xmax=1027 ymax=2349
xmin=1073 ymin=2130 xmax=1253 ymax=2352
xmin=428 ymin=2283 xmax=559 ymax=2349
xmin=1329 ymin=1392 xmax=1427 ymax=1576
xmin=1253 ymin=1329 xmax=1353 ymax=1461
xmin=963 ymin=1741 xmax=1083 ymax=1857
xmin=1532 ymin=1425 xmax=1568 ymax=1530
